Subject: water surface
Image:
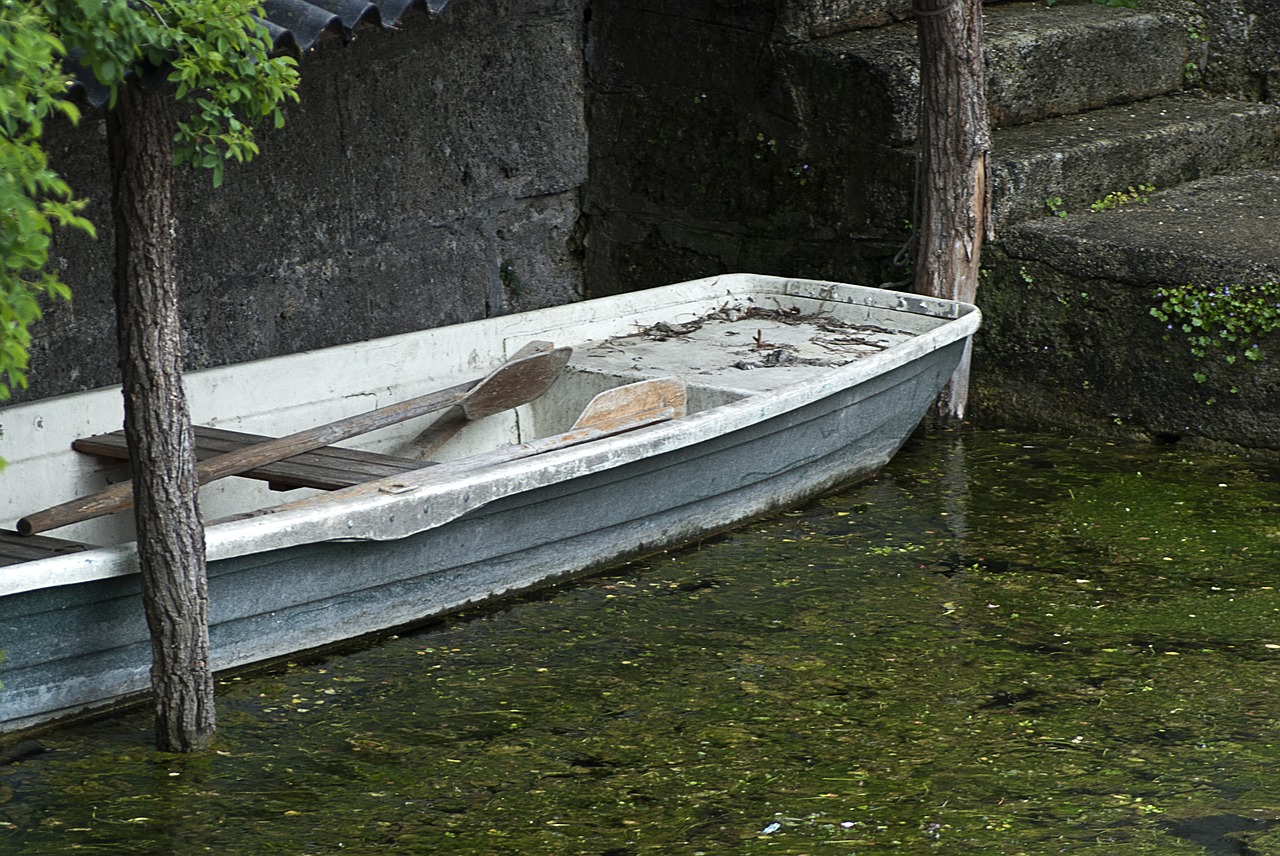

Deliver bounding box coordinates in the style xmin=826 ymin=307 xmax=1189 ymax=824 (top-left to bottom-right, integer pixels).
xmin=3 ymin=428 xmax=1279 ymax=854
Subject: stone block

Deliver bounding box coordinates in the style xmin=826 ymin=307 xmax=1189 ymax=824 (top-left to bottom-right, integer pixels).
xmin=992 ymin=94 xmax=1280 ymax=225
xmin=975 ymin=169 xmax=1280 ymax=449
xmin=999 ymin=167 xmax=1280 ymax=288
xmin=778 ymin=0 xmax=916 ymax=39
xmin=983 ymin=2 xmax=1186 ymax=127
xmin=794 ymin=1 xmax=1186 ymax=148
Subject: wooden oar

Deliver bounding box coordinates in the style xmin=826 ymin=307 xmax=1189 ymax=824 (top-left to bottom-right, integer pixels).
xmin=409 ymin=340 xmax=553 ymax=460
xmin=414 ymin=357 xmax=687 ymax=462
xmin=568 ymin=375 xmax=687 ymax=433
xmin=205 ymin=376 xmax=689 ymax=528
xmin=432 ymin=375 xmax=689 ymax=470
xmin=17 ymin=345 xmax=572 ymax=536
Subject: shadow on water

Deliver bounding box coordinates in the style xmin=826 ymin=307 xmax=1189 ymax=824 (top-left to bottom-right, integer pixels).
xmin=3 ymin=427 xmax=1280 ymax=854
xmin=1166 ymin=814 xmax=1280 ymax=855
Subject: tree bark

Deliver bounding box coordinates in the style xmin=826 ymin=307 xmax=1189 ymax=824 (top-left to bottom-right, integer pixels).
xmin=914 ymin=0 xmax=991 ymax=420
xmin=107 ymin=84 xmax=216 ymax=752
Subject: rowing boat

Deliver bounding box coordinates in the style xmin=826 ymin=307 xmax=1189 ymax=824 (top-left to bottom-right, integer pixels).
xmin=0 ymin=274 xmax=978 ymax=734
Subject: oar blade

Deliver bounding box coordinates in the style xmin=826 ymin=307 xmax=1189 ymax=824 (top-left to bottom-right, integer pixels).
xmin=461 ymin=344 xmax=573 ymax=420
xmin=571 ymin=377 xmax=687 ymax=433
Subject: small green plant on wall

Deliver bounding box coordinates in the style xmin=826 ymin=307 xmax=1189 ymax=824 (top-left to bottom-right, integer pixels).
xmin=1092 ymin=184 xmax=1154 ymax=212
xmin=1151 ymin=281 xmax=1280 ymax=382
xmin=1185 ymin=26 xmax=1209 ymax=86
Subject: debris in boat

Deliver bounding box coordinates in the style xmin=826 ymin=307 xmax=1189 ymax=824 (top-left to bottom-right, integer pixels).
xmin=733 ymin=349 xmax=846 ymax=370
xmin=588 ymin=302 xmax=910 ymax=376
xmin=752 ymin=328 xmax=792 ymax=352
xmin=634 ymin=304 xmax=799 ymax=340
xmin=812 ymin=333 xmax=898 ymax=354
xmin=635 ymin=306 xmax=902 ymax=345
xmin=643 ymin=320 xmax=705 ymax=339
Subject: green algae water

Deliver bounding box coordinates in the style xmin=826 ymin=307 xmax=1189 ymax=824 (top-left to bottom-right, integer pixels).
xmin=3 ymin=428 xmax=1280 ymax=855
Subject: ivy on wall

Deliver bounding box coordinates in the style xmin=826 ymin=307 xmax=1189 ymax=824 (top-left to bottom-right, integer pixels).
xmin=1151 ymin=281 xmax=1280 ymax=382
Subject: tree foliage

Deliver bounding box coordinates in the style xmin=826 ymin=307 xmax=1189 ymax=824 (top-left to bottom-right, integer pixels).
xmin=0 ymin=3 xmax=90 ymax=400
xmin=0 ymin=0 xmax=299 ymax=400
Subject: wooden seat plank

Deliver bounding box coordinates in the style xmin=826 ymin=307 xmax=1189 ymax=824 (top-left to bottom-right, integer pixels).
xmin=0 ymin=530 xmax=91 ymax=568
xmin=191 ymin=427 xmax=432 ymax=488
xmin=73 ymin=427 xmax=435 ymax=492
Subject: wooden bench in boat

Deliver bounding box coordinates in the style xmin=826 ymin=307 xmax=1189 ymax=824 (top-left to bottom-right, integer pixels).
xmin=0 ymin=530 xmax=90 ymax=568
xmin=73 ymin=426 xmax=435 ymax=492
xmin=3 ymin=429 xmax=437 ymax=564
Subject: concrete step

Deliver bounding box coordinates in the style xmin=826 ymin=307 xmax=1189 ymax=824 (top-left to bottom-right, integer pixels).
xmin=975 ymin=168 xmax=1280 ymax=448
xmin=998 ymin=167 xmax=1280 ymax=286
xmin=991 ymin=93 xmax=1280 ymax=226
xmin=983 ymin=1 xmax=1186 ymax=128
xmin=791 ymin=0 xmax=1186 ymax=147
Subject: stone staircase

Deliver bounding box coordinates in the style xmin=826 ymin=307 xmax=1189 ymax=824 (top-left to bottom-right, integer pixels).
xmin=791 ymin=0 xmax=1280 ymax=447
xmin=792 ymin=0 xmax=1280 ymax=234
xmin=990 ymin=94 xmax=1279 ymax=224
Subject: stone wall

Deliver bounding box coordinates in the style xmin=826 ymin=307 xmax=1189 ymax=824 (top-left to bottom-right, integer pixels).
xmin=17 ymin=0 xmax=588 ymax=403
xmin=976 ymin=240 xmax=1280 ymax=453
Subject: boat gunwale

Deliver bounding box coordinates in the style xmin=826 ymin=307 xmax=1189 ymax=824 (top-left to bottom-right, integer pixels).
xmin=0 ymin=276 xmax=978 ymax=597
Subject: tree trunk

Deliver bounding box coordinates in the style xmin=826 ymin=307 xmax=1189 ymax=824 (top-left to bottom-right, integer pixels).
xmin=914 ymin=0 xmax=991 ymax=420
xmin=107 ymin=84 xmax=216 ymax=752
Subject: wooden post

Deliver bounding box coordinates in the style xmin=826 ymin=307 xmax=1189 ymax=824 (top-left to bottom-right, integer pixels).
xmin=914 ymin=0 xmax=991 ymax=420
xmin=107 ymin=83 xmax=216 ymax=752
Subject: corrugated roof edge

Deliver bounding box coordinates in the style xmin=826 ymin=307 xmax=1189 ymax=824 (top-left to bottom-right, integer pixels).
xmin=72 ymin=0 xmax=455 ymax=108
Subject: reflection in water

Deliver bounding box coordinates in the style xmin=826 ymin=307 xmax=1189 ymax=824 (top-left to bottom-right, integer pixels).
xmin=3 ymin=428 xmax=1280 ymax=855
xmin=941 ymin=431 xmax=968 ymax=545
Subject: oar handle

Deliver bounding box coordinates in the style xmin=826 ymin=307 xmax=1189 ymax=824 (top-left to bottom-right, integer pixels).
xmin=17 ymin=381 xmax=476 ymax=536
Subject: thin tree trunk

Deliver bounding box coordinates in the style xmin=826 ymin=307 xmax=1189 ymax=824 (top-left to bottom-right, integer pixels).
xmin=914 ymin=0 xmax=991 ymax=420
xmin=107 ymin=84 xmax=215 ymax=752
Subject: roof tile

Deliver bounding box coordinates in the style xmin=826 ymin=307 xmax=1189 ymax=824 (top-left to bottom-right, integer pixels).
xmin=73 ymin=0 xmax=455 ymax=106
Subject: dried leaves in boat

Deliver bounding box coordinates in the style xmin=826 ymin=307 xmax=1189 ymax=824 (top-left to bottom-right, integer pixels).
xmin=631 ymin=303 xmax=906 ymax=370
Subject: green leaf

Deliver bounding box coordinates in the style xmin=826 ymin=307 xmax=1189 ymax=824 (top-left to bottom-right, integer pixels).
xmin=0 ymin=0 xmax=301 ymax=395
